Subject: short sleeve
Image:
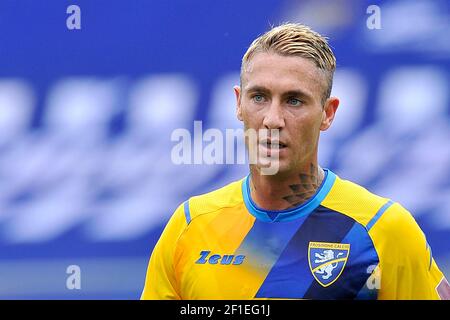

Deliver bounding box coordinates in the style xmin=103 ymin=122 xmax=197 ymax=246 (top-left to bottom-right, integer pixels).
xmin=140 ymin=202 xmax=188 ymax=300
xmin=369 ymin=202 xmax=448 ymax=300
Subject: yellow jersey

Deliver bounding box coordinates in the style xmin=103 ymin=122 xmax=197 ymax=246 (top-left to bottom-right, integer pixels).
xmin=141 ymin=169 xmax=449 ymax=300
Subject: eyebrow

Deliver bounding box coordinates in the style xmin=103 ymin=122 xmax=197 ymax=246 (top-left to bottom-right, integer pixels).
xmin=245 ymin=85 xmax=271 ymax=95
xmin=245 ymin=85 xmax=313 ymax=101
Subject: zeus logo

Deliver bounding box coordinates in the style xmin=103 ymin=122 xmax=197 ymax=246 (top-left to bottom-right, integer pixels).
xmin=195 ymin=250 xmax=245 ymax=265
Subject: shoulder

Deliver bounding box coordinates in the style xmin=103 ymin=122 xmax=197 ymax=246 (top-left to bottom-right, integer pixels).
xmin=323 ymin=172 xmax=429 ymax=262
xmin=321 ymin=173 xmax=391 ymax=228
xmin=155 ymin=177 xmax=245 ymax=247
xmin=369 ymin=201 xmax=428 ymax=253
xmin=184 ymin=177 xmax=245 ymax=224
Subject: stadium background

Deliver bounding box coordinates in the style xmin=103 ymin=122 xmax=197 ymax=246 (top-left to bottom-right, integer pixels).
xmin=0 ymin=0 xmax=449 ymax=299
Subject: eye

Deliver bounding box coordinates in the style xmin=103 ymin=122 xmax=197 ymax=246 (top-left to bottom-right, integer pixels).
xmin=252 ymin=94 xmax=265 ymax=103
xmin=288 ymin=98 xmax=302 ymax=106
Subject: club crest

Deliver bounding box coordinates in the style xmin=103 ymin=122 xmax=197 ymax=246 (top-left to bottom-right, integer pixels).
xmin=308 ymin=242 xmax=350 ymax=287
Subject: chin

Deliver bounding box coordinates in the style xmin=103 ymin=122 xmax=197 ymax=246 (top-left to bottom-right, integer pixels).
xmin=254 ymin=158 xmax=291 ymax=176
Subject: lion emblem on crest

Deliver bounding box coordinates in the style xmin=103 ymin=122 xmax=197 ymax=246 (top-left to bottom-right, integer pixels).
xmin=314 ymin=250 xmax=344 ymax=280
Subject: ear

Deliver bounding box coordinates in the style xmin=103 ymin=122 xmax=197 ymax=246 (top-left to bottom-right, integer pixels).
xmin=320 ymin=97 xmax=339 ymax=131
xmin=234 ymin=85 xmax=243 ymax=121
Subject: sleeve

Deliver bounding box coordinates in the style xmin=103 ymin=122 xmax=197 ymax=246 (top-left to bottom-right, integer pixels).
xmin=140 ymin=202 xmax=188 ymax=300
xmin=369 ymin=202 xmax=449 ymax=300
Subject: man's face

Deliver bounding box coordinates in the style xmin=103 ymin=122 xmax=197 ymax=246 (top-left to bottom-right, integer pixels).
xmin=235 ymin=52 xmax=338 ymax=175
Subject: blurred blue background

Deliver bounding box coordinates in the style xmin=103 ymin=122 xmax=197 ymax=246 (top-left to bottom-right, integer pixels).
xmin=0 ymin=0 xmax=449 ymax=299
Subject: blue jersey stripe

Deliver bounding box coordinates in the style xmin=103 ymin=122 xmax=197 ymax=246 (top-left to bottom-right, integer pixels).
xmin=255 ymin=206 xmax=355 ymax=299
xmin=344 ymin=224 xmax=380 ymax=300
xmin=234 ymin=213 xmax=308 ymax=279
xmin=183 ymin=200 xmax=191 ymax=225
xmin=306 ymin=221 xmax=380 ymax=300
xmin=366 ymin=200 xmax=394 ymax=231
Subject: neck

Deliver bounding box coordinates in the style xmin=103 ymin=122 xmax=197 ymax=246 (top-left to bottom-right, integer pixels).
xmin=249 ymin=163 xmax=325 ymax=211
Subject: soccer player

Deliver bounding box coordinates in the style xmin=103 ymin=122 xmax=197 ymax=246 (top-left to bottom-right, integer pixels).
xmin=141 ymin=23 xmax=450 ymax=300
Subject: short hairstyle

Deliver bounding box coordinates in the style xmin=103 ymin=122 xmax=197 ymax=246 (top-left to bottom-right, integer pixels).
xmin=241 ymin=23 xmax=336 ymax=104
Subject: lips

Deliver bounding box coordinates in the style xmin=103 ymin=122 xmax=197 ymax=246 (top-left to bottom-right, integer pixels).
xmin=260 ymin=139 xmax=287 ymax=149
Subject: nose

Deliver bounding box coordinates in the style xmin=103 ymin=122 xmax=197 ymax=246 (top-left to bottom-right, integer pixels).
xmin=263 ymin=100 xmax=285 ymax=130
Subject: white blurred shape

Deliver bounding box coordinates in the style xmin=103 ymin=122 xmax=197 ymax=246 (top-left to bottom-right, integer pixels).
xmin=433 ymin=188 xmax=450 ymax=230
xmin=320 ymin=69 xmax=367 ymax=166
xmin=85 ymin=74 xmax=244 ymax=241
xmin=364 ymin=1 xmax=450 ymax=53
xmin=82 ymin=74 xmax=220 ymax=241
xmin=335 ymin=126 xmax=395 ymax=184
xmin=45 ymin=78 xmax=121 ymax=140
xmin=0 ymin=79 xmax=35 ymax=144
xmin=407 ymin=122 xmax=450 ymax=169
xmin=373 ymin=121 xmax=450 ymax=217
xmin=207 ymin=72 xmax=241 ymax=130
xmin=328 ymin=69 xmax=367 ymax=138
xmin=373 ymin=167 xmax=439 ymax=215
xmin=128 ymin=74 xmax=197 ymax=135
xmin=206 ymin=72 xmax=248 ymax=175
xmin=85 ymin=183 xmax=173 ymax=241
xmin=376 ymin=67 xmax=448 ymax=135
xmin=5 ymin=178 xmax=90 ymax=243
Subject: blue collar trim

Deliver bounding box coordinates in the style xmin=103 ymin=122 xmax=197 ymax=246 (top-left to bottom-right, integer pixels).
xmin=242 ymin=169 xmax=336 ymax=222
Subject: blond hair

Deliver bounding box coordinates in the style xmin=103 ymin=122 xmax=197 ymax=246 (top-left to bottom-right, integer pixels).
xmin=241 ymin=23 xmax=336 ymax=103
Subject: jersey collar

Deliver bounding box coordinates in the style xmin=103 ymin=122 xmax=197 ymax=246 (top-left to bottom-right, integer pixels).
xmin=242 ymin=168 xmax=336 ymax=222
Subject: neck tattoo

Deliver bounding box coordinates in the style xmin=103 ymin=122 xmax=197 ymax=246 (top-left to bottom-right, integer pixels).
xmin=282 ymin=163 xmax=323 ymax=209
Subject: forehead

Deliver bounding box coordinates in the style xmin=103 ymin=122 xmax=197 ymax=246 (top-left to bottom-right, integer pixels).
xmin=242 ymin=52 xmax=326 ymax=99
